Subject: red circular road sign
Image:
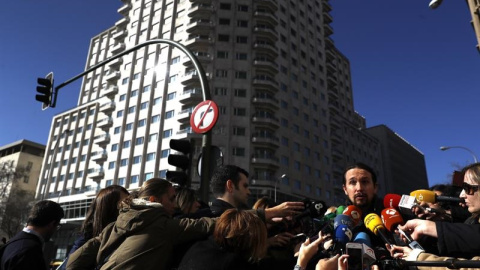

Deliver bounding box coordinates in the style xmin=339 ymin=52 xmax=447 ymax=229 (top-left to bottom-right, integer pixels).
xmin=190 ymin=100 xmax=219 ymax=134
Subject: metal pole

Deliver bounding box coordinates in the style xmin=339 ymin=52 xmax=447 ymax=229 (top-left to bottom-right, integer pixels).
xmin=440 ymin=146 xmax=479 ymax=163
xmin=47 ymin=39 xmax=212 ymax=202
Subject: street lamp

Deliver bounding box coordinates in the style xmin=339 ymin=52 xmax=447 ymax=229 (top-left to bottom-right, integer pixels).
xmin=428 ymin=0 xmax=443 ymax=9
xmin=275 ymin=174 xmax=287 ymax=203
xmin=440 ymin=145 xmax=479 ymax=163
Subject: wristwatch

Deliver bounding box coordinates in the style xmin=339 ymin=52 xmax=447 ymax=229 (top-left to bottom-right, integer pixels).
xmin=294 ymin=265 xmax=304 ymax=270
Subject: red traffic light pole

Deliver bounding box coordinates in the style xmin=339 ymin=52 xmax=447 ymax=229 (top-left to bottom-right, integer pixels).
xmin=41 ymin=39 xmax=213 ymax=202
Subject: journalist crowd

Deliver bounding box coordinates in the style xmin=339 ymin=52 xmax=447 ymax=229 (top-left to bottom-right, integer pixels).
xmin=1 ymin=162 xmax=480 ymax=270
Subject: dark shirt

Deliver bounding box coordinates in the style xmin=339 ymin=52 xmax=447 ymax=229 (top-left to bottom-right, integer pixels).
xmin=210 ymin=199 xmax=235 ymax=217
xmin=178 ymin=236 xmax=260 ymax=270
xmin=1 ymin=231 xmax=47 ymax=270
xmin=436 ymin=214 xmax=480 ymax=258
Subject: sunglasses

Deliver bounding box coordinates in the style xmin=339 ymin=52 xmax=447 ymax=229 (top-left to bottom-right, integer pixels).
xmin=462 ymin=182 xmax=480 ymax=195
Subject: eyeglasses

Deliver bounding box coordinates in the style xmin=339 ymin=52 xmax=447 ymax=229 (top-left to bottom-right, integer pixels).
xmin=462 ymin=182 xmax=480 ymax=195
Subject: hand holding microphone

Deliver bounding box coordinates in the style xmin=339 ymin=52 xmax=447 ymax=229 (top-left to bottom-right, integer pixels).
xmin=381 ymin=208 xmax=424 ymax=250
xmin=397 ymin=219 xmax=438 ymax=240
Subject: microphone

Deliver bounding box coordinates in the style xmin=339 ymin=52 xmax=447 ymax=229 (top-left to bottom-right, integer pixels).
xmin=353 ymin=231 xmax=372 ymax=247
xmin=335 ymin=224 xmax=353 ymax=246
xmin=384 ymin=194 xmax=402 ymax=208
xmin=295 ymin=200 xmax=328 ymax=221
xmin=381 ymin=208 xmax=424 ymax=251
xmin=334 ymin=214 xmax=354 ymax=229
xmin=364 ymin=213 xmax=393 ymax=245
xmin=342 ymin=205 xmax=363 ymax=226
xmin=336 ymin=205 xmax=346 ymax=215
xmin=410 ymin=189 xmax=464 ymax=204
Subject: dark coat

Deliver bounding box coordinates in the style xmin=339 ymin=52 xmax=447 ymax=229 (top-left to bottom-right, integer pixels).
xmin=178 ymin=236 xmax=260 ymax=270
xmin=210 ymin=199 xmax=235 ymax=217
xmin=0 ymin=231 xmax=47 ymax=270
xmin=436 ymin=215 xmax=480 ymax=258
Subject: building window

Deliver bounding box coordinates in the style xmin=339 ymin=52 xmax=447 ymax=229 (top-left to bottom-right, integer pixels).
xmin=120 ymin=159 xmax=128 ymax=167
xmin=233 ymin=127 xmax=245 ymax=136
xmin=133 ymin=156 xmax=141 ymax=164
xmin=234 ymin=88 xmax=246 ymax=97
xmin=146 ymin=152 xmax=156 ymax=161
xmin=232 ymin=147 xmax=245 ymax=157
xmin=136 ymin=137 xmax=144 ymax=145
xmin=165 ymin=110 xmax=174 ymax=119
xmin=161 ymin=149 xmax=169 ymax=158
xmin=163 ymin=129 xmax=172 ymax=138
xmin=233 ymin=108 xmax=246 ymax=116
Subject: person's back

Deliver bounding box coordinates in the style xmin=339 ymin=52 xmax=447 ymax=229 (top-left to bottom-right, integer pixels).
xmin=1 ymin=200 xmax=64 ymax=270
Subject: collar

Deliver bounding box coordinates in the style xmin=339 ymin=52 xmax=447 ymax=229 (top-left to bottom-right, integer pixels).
xmin=23 ymin=227 xmax=45 ymax=246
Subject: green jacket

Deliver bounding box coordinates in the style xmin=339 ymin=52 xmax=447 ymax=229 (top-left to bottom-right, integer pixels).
xmin=66 ymin=201 xmax=216 ymax=270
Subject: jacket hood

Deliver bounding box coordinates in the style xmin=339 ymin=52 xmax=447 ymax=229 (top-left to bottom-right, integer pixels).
xmin=115 ymin=198 xmax=169 ymax=235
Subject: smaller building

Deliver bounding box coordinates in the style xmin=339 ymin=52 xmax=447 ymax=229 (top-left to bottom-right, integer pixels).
xmin=364 ymin=125 xmax=429 ymax=194
xmin=0 ymin=140 xmax=45 ymax=238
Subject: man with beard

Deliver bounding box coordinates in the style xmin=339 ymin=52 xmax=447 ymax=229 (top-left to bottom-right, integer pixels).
xmin=343 ymin=162 xmax=383 ymax=218
xmin=342 ymin=162 xmax=390 ymax=260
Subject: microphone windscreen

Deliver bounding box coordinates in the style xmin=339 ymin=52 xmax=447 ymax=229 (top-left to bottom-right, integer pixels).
xmin=335 ymin=224 xmax=352 ymax=245
xmin=336 ymin=205 xmax=346 ymax=215
xmin=353 ymin=232 xmax=372 ymax=247
xmin=410 ymin=189 xmax=436 ymax=203
xmin=334 ymin=214 xmax=354 ymax=230
xmin=381 ymin=207 xmax=404 ymax=232
xmin=384 ymin=194 xmax=402 ymax=208
xmin=364 ymin=213 xmax=385 ymax=235
xmin=342 ymin=205 xmax=362 ymax=226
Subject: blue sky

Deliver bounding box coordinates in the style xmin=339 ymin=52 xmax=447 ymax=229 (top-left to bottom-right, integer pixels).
xmin=1 ymin=1 xmax=478 ymax=188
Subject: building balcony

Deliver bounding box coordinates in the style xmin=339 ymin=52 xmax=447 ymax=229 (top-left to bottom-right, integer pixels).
xmin=117 ymin=3 xmax=131 ymax=15
xmin=177 ymin=107 xmax=193 ymax=123
xmin=93 ymin=134 xmax=110 ymax=146
xmin=91 ymin=150 xmax=108 ymax=163
xmin=181 ymin=72 xmax=200 ymax=85
xmin=183 ymin=54 xmax=212 ymax=67
xmin=177 ymin=127 xmax=193 ymax=135
xmin=253 ymin=59 xmax=278 ymax=74
xmin=328 ymin=100 xmax=340 ymax=114
xmin=187 ymin=4 xmax=214 ymax=18
xmin=325 ymin=37 xmax=334 ymax=49
xmin=179 ymin=88 xmax=203 ymax=104
xmin=254 ymin=26 xmax=278 ymax=41
xmin=112 ymin=30 xmax=127 ymax=40
xmin=251 ymin=134 xmax=279 ymax=147
xmin=331 ymin=148 xmax=343 ymax=161
xmin=253 ymin=42 xmax=278 ymax=57
xmin=111 ymin=43 xmax=126 ymax=54
xmin=323 ymin=11 xmax=333 ymax=24
xmin=102 ymin=86 xmax=118 ymax=97
xmin=104 ymin=71 xmax=120 ymax=82
xmin=252 ymin=78 xmax=278 ymax=92
xmin=326 ymin=61 xmax=337 ymax=73
xmin=108 ymin=57 xmax=123 ymax=68
xmin=254 ymin=11 xmax=278 ymax=25
xmin=186 ymin=20 xmax=214 ymax=34
xmin=184 ymin=36 xmax=213 ymax=49
xmin=328 ymin=87 xmax=339 ymax=99
xmin=251 ymin=154 xmax=279 ymax=168
xmin=323 ymin=1 xmax=332 ymax=13
xmin=324 ymin=24 xmax=334 ymax=37
xmin=115 ymin=17 xmax=129 ymax=28
xmin=254 ymin=0 xmax=278 ymax=11
xmin=189 ymin=0 xmax=211 ymax=4
xmin=326 ymin=49 xmax=336 ymax=62
xmin=251 ymin=115 xmax=279 ymax=128
xmin=329 ymin=117 xmax=341 ymax=130
xmin=327 ymin=75 xmax=337 ymax=86
xmin=252 ymin=96 xmax=279 ymax=110
xmin=89 ymin=168 xmax=105 ymax=180
xmin=99 ymin=102 xmax=116 ymax=113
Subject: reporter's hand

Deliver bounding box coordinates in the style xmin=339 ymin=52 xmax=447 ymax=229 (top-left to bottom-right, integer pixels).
xmin=296 ymin=237 xmax=322 ymax=269
xmin=386 ymin=244 xmax=413 ymax=259
xmin=398 ymin=219 xmax=437 ymax=240
xmin=316 ymin=254 xmax=339 ymax=270
xmin=267 ymin=232 xmax=295 ymax=247
xmin=265 ymin=201 xmax=304 ymax=220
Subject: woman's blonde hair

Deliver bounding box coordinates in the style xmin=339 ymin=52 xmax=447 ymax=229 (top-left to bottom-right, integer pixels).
xmin=213 ymin=209 xmax=267 ymax=262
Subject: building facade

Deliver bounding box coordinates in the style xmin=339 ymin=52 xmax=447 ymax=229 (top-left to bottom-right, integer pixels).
xmin=35 ymin=0 xmax=428 ymax=260
xmin=0 ymin=140 xmax=45 ymax=237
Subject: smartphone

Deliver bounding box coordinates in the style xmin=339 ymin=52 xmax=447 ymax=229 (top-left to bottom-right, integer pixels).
xmin=346 ymin=242 xmax=363 ymax=270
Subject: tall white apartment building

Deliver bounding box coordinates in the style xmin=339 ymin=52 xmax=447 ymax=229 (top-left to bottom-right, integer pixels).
xmin=36 ymin=0 xmax=385 ymax=227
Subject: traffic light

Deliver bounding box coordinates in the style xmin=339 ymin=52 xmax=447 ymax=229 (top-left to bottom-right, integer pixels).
xmin=166 ymin=139 xmax=194 ymax=186
xmin=35 ymin=72 xmax=54 ymax=110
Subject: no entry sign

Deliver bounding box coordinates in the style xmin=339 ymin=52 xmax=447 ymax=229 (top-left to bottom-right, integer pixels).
xmin=190 ymin=100 xmax=219 ymax=134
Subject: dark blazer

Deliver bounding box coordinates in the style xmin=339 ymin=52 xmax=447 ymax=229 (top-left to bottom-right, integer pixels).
xmin=436 ymin=215 xmax=480 ymax=258
xmin=178 ymin=236 xmax=260 ymax=270
xmin=1 ymin=231 xmax=47 ymax=270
